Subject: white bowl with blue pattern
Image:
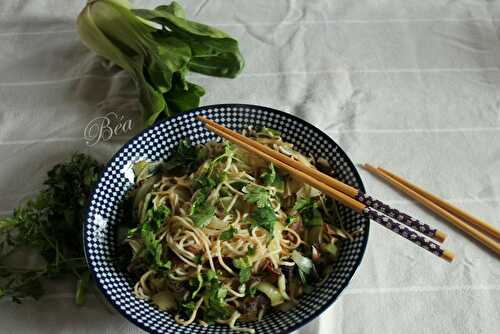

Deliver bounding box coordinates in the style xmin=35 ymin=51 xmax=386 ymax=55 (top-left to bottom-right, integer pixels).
xmin=84 ymin=104 xmax=369 ymax=334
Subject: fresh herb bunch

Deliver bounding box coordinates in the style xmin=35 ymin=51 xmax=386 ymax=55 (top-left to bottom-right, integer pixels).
xmin=0 ymin=154 xmax=103 ymax=304
xmin=77 ymin=0 xmax=245 ymax=125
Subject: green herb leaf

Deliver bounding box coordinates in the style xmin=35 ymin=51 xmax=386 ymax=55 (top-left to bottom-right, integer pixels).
xmin=233 ymin=257 xmax=252 ymax=284
xmin=219 ymin=226 xmax=237 ymax=241
xmin=302 ymin=207 xmax=323 ymax=227
xmin=140 ymin=220 xmax=171 ymax=271
xmin=243 ymin=185 xmax=270 ymax=208
xmin=247 ymin=245 xmax=255 ymax=256
xmin=163 ymin=139 xmax=205 ymax=173
xmin=261 ymin=163 xmax=276 ymax=186
xmin=0 ymin=153 xmax=103 ymax=303
xmin=260 ymin=163 xmax=284 ymax=192
xmin=250 ymin=206 xmax=277 ymax=233
xmin=293 ymin=197 xmax=323 ymax=227
xmin=286 ymin=215 xmax=299 ymax=226
xmin=134 ymin=5 xmax=244 ymax=78
xmin=293 ymin=197 xmax=315 ymax=212
xmin=190 ymin=201 xmax=216 ymax=228
xmin=144 ymin=205 xmax=171 ymax=229
xmin=193 ymin=254 xmax=202 ymax=264
xmin=202 ymin=271 xmax=230 ymax=322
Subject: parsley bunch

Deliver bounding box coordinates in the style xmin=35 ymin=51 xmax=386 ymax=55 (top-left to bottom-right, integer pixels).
xmin=0 ymin=154 xmax=103 ymax=304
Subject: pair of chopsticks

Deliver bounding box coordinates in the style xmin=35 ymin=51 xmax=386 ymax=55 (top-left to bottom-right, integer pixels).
xmin=362 ymin=164 xmax=500 ymax=256
xmin=197 ymin=116 xmax=455 ymax=263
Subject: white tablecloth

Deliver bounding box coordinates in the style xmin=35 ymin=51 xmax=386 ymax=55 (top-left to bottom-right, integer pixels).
xmin=1 ymin=1 xmax=499 ymax=333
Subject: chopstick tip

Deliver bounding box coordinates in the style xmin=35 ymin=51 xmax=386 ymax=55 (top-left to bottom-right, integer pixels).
xmin=442 ymin=250 xmax=455 ymax=263
xmin=435 ymin=230 xmax=448 ymax=243
xmin=361 ymin=163 xmax=378 ymax=173
xmin=195 ymin=115 xmax=207 ymax=122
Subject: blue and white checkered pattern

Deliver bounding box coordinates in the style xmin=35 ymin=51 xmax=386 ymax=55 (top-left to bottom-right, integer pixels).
xmin=84 ymin=104 xmax=370 ymax=334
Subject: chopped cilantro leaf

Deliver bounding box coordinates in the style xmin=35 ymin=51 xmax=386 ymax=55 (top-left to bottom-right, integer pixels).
xmin=214 ymin=142 xmax=236 ymax=162
xmin=286 ymin=215 xmax=299 ymax=226
xmin=219 ymin=226 xmax=237 ymax=240
xmin=250 ymin=206 xmax=277 ymax=233
xmin=181 ymin=301 xmax=196 ymax=317
xmin=140 ymin=221 xmax=171 ymax=271
xmin=190 ymin=202 xmax=216 ymax=228
xmin=193 ymin=173 xmax=217 ymax=190
xmin=293 ymin=197 xmax=315 ymax=212
xmin=243 ymin=185 xmax=270 ymax=208
xmin=261 ymin=163 xmax=276 ymax=186
xmin=193 ymin=255 xmax=202 ymax=264
xmin=248 ymin=286 xmax=257 ymax=296
xmin=247 ymin=245 xmax=255 ymax=256
xmin=233 ymin=257 xmax=252 ymax=284
xmin=162 ymin=139 xmax=206 ymax=174
xmin=144 ymin=205 xmax=171 ymax=229
xmin=203 ymin=271 xmax=230 ymax=322
xmin=205 ymin=269 xmax=217 ymax=282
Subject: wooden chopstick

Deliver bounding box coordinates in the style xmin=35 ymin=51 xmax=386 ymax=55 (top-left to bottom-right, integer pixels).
xmin=378 ymin=167 xmax=500 ymax=240
xmin=198 ymin=116 xmax=446 ymax=243
xmin=363 ymin=164 xmax=500 ymax=256
xmin=197 ymin=116 xmax=455 ymax=262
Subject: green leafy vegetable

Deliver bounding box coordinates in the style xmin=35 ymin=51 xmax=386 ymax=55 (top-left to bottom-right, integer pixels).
xmin=293 ymin=197 xmax=315 ymax=212
xmin=0 ymin=154 xmax=103 ymax=303
xmin=293 ymin=197 xmax=323 ymax=227
xmin=77 ymin=0 xmax=244 ymax=125
xmin=291 ymin=250 xmax=315 ymax=283
xmin=163 ymin=139 xmax=206 ymax=173
xmin=201 ymin=270 xmax=230 ymax=322
xmin=260 ymin=163 xmax=285 ymax=193
xmin=152 ymin=290 xmax=176 ymax=310
xmin=247 ymin=245 xmax=255 ymax=256
xmin=219 ymin=226 xmax=237 ymax=241
xmin=134 ymin=6 xmax=244 ymax=78
xmin=260 ymin=127 xmax=281 ymax=138
xmin=233 ymin=257 xmax=252 ymax=284
xmin=261 ymin=163 xmax=276 ymax=186
xmin=243 ymin=185 xmax=271 ymax=208
xmin=248 ymin=285 xmax=257 ymax=297
xmin=144 ymin=205 xmax=171 ymax=229
xmin=255 ymin=282 xmax=284 ymax=306
xmin=322 ymin=242 xmax=339 ymax=258
xmin=286 ymin=215 xmax=299 ymax=226
xmin=250 ymin=206 xmax=277 ymax=233
xmin=190 ymin=202 xmax=216 ymax=228
xmin=140 ymin=218 xmax=171 ymax=271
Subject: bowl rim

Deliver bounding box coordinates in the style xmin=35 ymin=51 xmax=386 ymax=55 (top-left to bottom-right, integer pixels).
xmin=84 ymin=103 xmax=370 ymax=334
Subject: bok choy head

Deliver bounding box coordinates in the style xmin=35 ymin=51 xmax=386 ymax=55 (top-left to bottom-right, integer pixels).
xmin=77 ymin=0 xmax=244 ymax=125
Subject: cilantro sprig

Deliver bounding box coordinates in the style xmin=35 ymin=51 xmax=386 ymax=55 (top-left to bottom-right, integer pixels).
xmin=0 ymin=154 xmax=103 ymax=304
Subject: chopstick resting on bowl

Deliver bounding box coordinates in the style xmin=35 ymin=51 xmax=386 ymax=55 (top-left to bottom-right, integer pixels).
xmin=362 ymin=164 xmax=500 ymax=256
xmin=197 ymin=115 xmax=455 ymax=263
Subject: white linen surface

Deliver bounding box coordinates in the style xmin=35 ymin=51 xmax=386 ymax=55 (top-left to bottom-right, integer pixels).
xmin=0 ymin=1 xmax=499 ymax=333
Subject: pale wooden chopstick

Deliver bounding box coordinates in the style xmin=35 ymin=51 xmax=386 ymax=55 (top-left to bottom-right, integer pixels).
xmin=197 ymin=116 xmax=455 ymax=262
xmin=363 ymin=164 xmax=500 ymax=256
xmin=378 ymin=167 xmax=500 ymax=240
xmin=198 ymin=116 xmax=447 ymax=243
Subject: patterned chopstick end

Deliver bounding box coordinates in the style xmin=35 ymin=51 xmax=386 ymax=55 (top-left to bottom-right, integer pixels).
xmin=363 ymin=207 xmax=455 ymax=263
